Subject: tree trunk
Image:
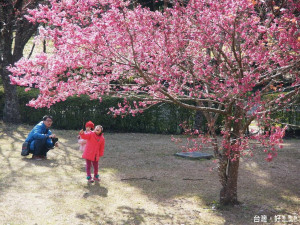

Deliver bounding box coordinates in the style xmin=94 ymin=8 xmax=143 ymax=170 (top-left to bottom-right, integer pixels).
xmin=218 ymin=156 xmax=240 ymax=205
xmin=194 ymin=110 xmax=205 ymax=131
xmin=0 ymin=67 xmax=21 ymax=123
xmin=218 ymin=111 xmax=243 ymax=206
xmin=163 ymin=0 xmax=168 ymax=10
xmin=0 ymin=0 xmax=42 ymax=123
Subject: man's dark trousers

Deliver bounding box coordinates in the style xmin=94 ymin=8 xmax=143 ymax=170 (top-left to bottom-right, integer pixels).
xmin=34 ymin=137 xmax=58 ymax=156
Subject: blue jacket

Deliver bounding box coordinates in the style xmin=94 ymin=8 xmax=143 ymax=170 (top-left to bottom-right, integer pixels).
xmin=25 ymin=121 xmax=54 ymax=150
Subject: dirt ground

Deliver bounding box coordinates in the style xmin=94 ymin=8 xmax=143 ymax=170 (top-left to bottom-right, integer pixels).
xmin=0 ymin=121 xmax=299 ymax=225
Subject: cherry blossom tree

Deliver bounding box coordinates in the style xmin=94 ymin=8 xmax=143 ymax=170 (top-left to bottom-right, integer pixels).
xmin=9 ymin=0 xmax=300 ymax=205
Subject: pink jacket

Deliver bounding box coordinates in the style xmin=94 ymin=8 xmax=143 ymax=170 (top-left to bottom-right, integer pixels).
xmin=80 ymin=132 xmax=105 ymax=161
xmin=78 ymin=131 xmax=91 ymax=151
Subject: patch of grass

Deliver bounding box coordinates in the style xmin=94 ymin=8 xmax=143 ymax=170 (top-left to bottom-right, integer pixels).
xmin=0 ymin=121 xmax=299 ymax=224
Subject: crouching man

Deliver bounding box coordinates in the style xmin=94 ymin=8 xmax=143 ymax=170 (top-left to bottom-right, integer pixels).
xmin=25 ymin=115 xmax=59 ymax=160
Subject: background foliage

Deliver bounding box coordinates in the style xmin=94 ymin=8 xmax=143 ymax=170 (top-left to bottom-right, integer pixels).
xmin=0 ymin=87 xmax=197 ymax=133
xmin=0 ymin=87 xmax=298 ymax=134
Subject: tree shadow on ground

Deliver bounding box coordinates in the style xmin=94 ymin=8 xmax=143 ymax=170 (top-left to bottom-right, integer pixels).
xmin=205 ymin=141 xmax=300 ymax=225
xmin=100 ymin=133 xmax=300 ymax=224
xmin=0 ymin=122 xmax=29 ymax=143
xmin=101 ymin=132 xmax=220 ymax=200
xmin=117 ymin=206 xmax=172 ymax=225
xmin=0 ymin=124 xmax=299 ymax=225
xmin=21 ymin=157 xmax=60 ymax=167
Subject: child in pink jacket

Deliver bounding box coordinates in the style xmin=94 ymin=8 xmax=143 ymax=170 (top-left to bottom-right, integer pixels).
xmin=78 ymin=121 xmax=94 ymax=151
xmin=79 ymin=125 xmax=105 ymax=183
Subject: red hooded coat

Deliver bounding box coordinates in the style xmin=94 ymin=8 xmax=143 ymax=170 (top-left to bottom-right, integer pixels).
xmin=80 ymin=132 xmax=105 ymax=161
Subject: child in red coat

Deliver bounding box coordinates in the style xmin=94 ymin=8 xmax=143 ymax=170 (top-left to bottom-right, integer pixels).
xmin=79 ymin=125 xmax=105 ymax=183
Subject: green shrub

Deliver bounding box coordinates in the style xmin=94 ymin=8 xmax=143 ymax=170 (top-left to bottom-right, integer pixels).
xmin=1 ymin=87 xmax=298 ymax=134
xmin=266 ymin=93 xmax=300 ymax=127
xmin=1 ymin=87 xmax=196 ymax=133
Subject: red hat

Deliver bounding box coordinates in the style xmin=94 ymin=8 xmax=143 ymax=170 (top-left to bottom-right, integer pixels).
xmin=85 ymin=121 xmax=94 ymax=129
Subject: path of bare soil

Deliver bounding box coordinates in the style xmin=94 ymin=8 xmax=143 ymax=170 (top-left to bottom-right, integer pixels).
xmin=0 ymin=122 xmax=299 ymax=225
